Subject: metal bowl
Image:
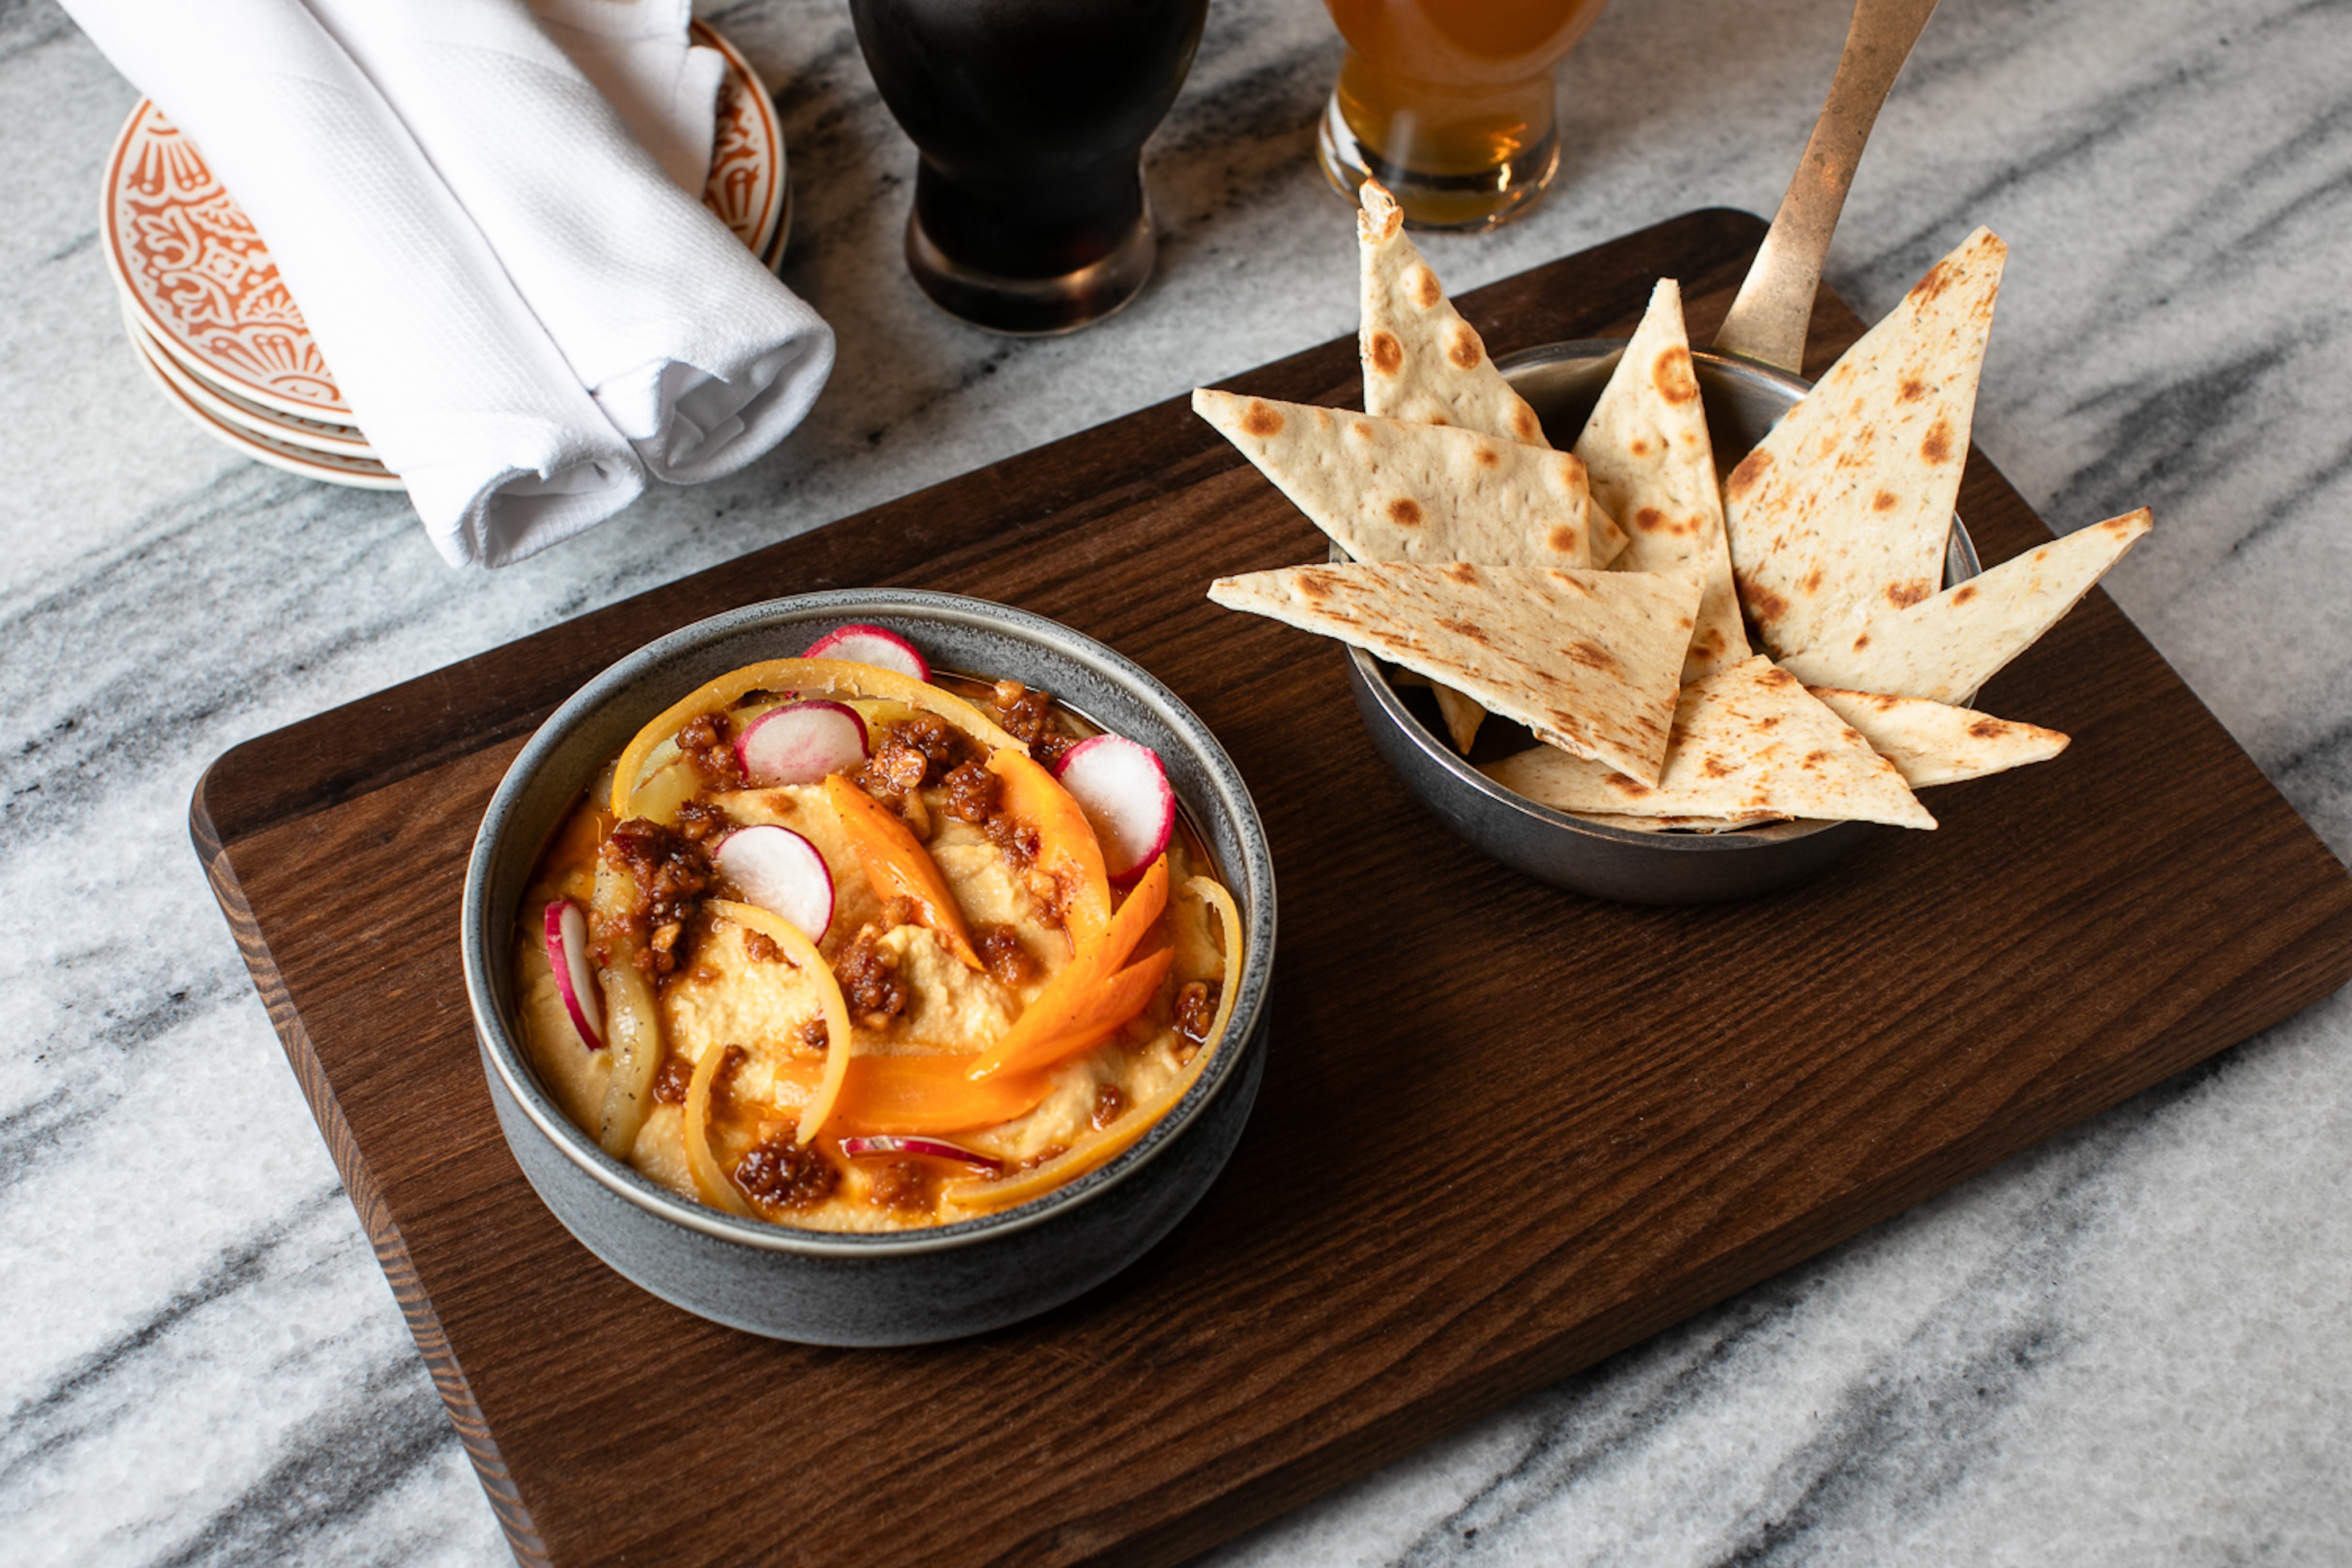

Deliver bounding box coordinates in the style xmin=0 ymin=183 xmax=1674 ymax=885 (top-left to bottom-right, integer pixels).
xmin=1343 ymin=343 xmax=1979 ymax=904
xmin=461 ymin=590 xmax=1275 ymax=1344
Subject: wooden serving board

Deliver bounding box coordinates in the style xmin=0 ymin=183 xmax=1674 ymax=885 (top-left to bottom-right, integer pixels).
xmin=194 ymin=210 xmax=2352 ymax=1566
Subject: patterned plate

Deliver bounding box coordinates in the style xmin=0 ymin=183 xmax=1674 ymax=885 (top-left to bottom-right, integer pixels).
xmin=123 ymin=315 xmax=405 ymax=490
xmin=119 ymin=299 xmax=376 ymax=454
xmin=104 ymin=20 xmax=786 ymax=425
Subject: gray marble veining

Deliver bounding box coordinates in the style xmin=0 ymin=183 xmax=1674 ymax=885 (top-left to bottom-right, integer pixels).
xmin=3 ymin=0 xmax=2348 ymax=1560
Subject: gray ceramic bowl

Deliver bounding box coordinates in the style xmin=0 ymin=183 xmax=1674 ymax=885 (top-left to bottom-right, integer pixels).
xmin=461 ymin=590 xmax=1275 ymax=1345
xmin=1344 ymin=342 xmax=1980 ymax=904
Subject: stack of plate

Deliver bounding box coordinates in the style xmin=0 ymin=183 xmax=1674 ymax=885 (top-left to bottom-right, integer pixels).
xmin=101 ymin=21 xmax=790 ymax=490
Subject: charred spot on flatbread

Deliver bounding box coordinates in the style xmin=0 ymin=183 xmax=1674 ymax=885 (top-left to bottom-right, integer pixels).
xmin=1241 ymin=401 xmax=1284 ymax=437
xmin=1369 ymin=331 xmax=1404 ymax=376
xmin=1411 ymin=267 xmax=1441 ymax=308
xmin=1726 ymin=449 xmax=1772 ymax=500
xmin=1921 ymin=417 xmax=1955 ymax=464
xmin=1653 ymin=346 xmax=1700 ymax=405
xmin=1448 ymin=324 xmax=1484 ymax=369
xmin=1387 ymin=497 xmax=1424 ymax=526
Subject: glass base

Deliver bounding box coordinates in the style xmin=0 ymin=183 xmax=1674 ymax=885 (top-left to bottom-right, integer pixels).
xmin=1315 ymin=89 xmax=1560 ymax=234
xmin=904 ymin=206 xmax=1157 ymax=336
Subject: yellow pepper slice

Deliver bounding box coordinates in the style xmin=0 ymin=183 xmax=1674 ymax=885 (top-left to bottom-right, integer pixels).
xmin=986 ymin=748 xmax=1111 ymax=950
xmin=683 ymin=1043 xmax=755 ymax=1217
xmin=943 ymin=874 xmax=1243 ymax=1214
xmin=613 ymin=657 xmax=1023 ymax=820
xmin=824 ymin=777 xmax=982 ymax=971
xmin=968 ymin=854 xmax=1167 ymax=1081
xmin=705 ymin=900 xmax=857 ymax=1145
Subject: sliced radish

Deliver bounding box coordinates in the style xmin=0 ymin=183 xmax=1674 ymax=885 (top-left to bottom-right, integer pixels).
xmin=543 ymin=899 xmax=605 ymax=1050
xmin=840 ymin=1135 xmax=1001 ymax=1172
xmin=1053 ymin=734 xmax=1176 ymax=888
xmin=801 ymin=624 xmax=931 ymax=682
xmin=714 ymin=826 xmax=835 ymax=943
xmin=735 ymin=700 xmax=868 ymax=786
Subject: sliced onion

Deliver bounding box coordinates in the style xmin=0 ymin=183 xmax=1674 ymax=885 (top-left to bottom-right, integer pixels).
xmin=840 ymin=1135 xmax=1002 ymax=1172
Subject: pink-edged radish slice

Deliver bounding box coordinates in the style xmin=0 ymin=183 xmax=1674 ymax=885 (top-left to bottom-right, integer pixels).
xmin=1053 ymin=734 xmax=1175 ymax=888
xmin=543 ymin=900 xmax=605 ymax=1050
xmin=840 ymin=1135 xmax=1002 ymax=1172
xmin=801 ymin=624 xmax=931 ymax=682
xmin=714 ymin=826 xmax=835 ymax=943
xmin=735 ymin=700 xmax=868 ymax=787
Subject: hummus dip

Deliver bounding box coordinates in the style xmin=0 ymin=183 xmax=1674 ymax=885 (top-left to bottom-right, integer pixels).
xmin=512 ymin=660 xmax=1239 ymax=1232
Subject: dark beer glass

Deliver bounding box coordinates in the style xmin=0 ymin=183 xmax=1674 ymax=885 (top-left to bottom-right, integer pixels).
xmin=849 ymin=0 xmax=1209 ymax=334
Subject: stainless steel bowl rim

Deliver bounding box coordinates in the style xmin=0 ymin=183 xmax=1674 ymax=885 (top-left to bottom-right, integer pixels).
xmin=461 ymin=589 xmax=1276 ymax=1260
xmin=1344 ymin=340 xmax=1980 ymax=855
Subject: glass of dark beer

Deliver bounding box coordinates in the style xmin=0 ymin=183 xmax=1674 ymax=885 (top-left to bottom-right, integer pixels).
xmin=849 ymin=0 xmax=1208 ymax=335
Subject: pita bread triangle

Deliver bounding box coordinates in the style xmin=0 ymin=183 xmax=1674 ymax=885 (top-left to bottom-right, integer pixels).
xmin=1573 ymin=278 xmax=1750 ymax=683
xmin=1723 ymin=226 xmax=2008 ymax=660
xmin=1808 ymin=688 xmax=2069 ymax=788
xmin=1777 ymin=508 xmax=2151 ymax=702
xmin=1207 ymin=562 xmax=1699 ymax=785
xmin=1357 ymin=179 xmax=1549 ymax=447
xmin=1478 ymin=656 xmax=1937 ymax=828
xmin=1194 ymin=389 xmax=1597 ymax=568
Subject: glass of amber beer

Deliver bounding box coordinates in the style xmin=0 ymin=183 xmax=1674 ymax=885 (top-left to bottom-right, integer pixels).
xmin=850 ymin=0 xmax=1209 ymax=334
xmin=1317 ymin=0 xmax=1611 ymax=231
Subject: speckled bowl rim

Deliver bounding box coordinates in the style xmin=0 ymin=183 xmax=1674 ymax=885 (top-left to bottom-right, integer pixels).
xmin=1345 ymin=341 xmax=1980 ymax=858
xmin=461 ymin=590 xmax=1276 ymax=1260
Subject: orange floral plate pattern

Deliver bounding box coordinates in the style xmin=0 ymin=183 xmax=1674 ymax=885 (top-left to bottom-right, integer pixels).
xmin=105 ymin=19 xmax=786 ymax=429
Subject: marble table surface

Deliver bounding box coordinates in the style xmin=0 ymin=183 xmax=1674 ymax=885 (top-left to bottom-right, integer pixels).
xmin=6 ymin=0 xmax=2350 ymax=1560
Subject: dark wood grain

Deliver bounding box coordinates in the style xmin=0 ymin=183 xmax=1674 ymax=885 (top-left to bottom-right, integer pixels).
xmin=193 ymin=208 xmax=2352 ymax=1568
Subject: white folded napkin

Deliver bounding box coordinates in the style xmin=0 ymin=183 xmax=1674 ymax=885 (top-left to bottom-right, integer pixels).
xmin=307 ymin=0 xmax=837 ymax=485
xmin=528 ymin=0 xmax=726 ymax=196
xmin=65 ymin=0 xmax=647 ymax=568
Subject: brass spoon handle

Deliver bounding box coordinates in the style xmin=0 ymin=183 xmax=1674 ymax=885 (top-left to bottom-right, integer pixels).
xmin=1713 ymin=0 xmax=1941 ymax=374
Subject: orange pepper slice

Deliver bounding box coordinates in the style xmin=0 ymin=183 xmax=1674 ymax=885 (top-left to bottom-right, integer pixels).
xmin=943 ymin=873 xmax=1243 ymax=1215
xmin=770 ymin=1054 xmax=1053 ymax=1135
xmin=969 ymin=854 xmax=1167 ymax=1081
xmin=996 ymin=946 xmax=1173 ymax=1077
xmin=986 ymin=749 xmax=1111 ymax=951
xmin=825 ymin=776 xmax=982 ymax=970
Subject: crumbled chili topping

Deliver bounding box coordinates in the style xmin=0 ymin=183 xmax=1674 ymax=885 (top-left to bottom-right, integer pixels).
xmin=1090 ymin=1083 xmax=1126 ymax=1132
xmin=835 ymin=924 xmax=907 ymax=1028
xmin=856 ymin=712 xmax=980 ymax=812
xmin=673 ymin=798 xmax=731 ymax=843
xmin=864 ymin=1160 xmax=933 ymax=1213
xmin=942 ymin=760 xmax=999 ymax=824
xmin=741 ymin=927 xmax=784 ymax=965
xmin=794 ymin=1016 xmax=830 ymax=1057
xmin=710 ymin=1044 xmax=749 ymax=1109
xmin=1174 ymin=981 xmax=1220 ymax=1057
xmin=675 ymin=713 xmax=745 ymax=790
xmin=652 ymin=1052 xmax=693 ymax=1105
xmin=973 ymin=922 xmax=1035 ymax=988
xmin=734 ymin=1135 xmax=838 ymax=1212
xmin=598 ymin=818 xmax=710 ymax=977
xmin=990 ymin=680 xmax=1074 ymax=765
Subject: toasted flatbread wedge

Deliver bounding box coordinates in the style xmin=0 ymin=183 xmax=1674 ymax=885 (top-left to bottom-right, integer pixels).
xmin=1573 ymin=279 xmax=1750 ymax=682
xmin=1357 ymin=179 xmax=1548 ymax=447
xmin=1478 ymin=656 xmax=1936 ymax=828
xmin=1589 ymin=499 xmax=1630 ymax=569
xmin=1194 ymin=390 xmax=1597 ymax=568
xmin=1724 ymin=227 xmax=2008 ymax=659
xmin=1778 ymin=509 xmax=2151 ymax=702
xmin=1208 ymin=562 xmax=1699 ymax=785
xmin=1809 ymin=688 xmax=2069 ymax=787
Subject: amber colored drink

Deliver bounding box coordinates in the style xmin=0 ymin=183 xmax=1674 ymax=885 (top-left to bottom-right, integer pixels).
xmin=1318 ymin=0 xmax=1611 ymax=230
